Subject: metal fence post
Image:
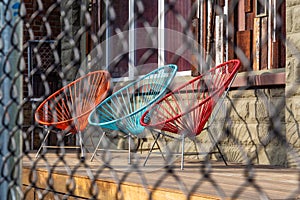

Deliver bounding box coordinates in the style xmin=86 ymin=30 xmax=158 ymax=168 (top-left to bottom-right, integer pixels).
xmin=0 ymin=0 xmax=23 ymax=199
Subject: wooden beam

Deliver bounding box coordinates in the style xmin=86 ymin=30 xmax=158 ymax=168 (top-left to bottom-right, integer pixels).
xmin=253 ymin=17 xmax=260 ymax=70
xmin=260 ymin=17 xmax=268 ymax=70
xmin=236 ymin=30 xmax=252 ymax=71
xmin=227 ymin=0 xmax=236 ymax=60
xmin=246 ymin=12 xmax=254 ymax=30
xmin=272 ymin=41 xmax=279 ymax=68
xmin=191 ymin=18 xmax=200 ymax=76
xmin=231 ymin=72 xmax=286 ymax=88
xmin=218 ymin=0 xmax=225 ymax=7
xmin=245 ymin=0 xmax=252 ymax=13
xmin=237 ymin=0 xmax=246 ymax=31
xmin=215 ymin=16 xmax=224 ymax=65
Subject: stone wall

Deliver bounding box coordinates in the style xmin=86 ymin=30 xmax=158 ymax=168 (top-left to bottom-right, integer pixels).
xmin=285 ymin=0 xmax=300 ymax=166
xmin=218 ymin=88 xmax=286 ymax=165
xmin=169 ymin=85 xmax=287 ymax=166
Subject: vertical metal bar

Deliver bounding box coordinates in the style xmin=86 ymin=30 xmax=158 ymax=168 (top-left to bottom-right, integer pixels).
xmin=27 ymin=42 xmax=34 ymax=150
xmin=80 ymin=0 xmax=88 ymax=73
xmin=158 ymin=0 xmax=165 ymax=66
xmin=224 ymin=0 xmax=228 ymax=62
xmin=268 ymin=0 xmax=272 ymax=69
xmin=129 ymin=0 xmax=135 ymax=78
xmin=0 ymin=0 xmax=23 ymax=199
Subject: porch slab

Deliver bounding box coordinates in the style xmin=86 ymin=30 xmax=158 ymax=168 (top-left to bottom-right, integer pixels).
xmin=22 ymin=151 xmax=300 ymax=199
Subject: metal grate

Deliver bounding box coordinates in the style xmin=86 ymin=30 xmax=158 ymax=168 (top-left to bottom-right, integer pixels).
xmin=27 ymin=40 xmax=61 ymax=99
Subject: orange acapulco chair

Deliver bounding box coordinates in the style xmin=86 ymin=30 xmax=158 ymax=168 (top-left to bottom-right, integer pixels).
xmin=140 ymin=59 xmax=241 ymax=169
xmin=35 ymin=70 xmax=111 ymax=160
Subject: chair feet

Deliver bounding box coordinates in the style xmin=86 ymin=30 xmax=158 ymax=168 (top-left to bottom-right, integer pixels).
xmin=80 ymin=156 xmax=85 ymax=162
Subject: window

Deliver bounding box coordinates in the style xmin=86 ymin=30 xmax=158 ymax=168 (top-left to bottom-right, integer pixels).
xmin=196 ymin=0 xmax=286 ymax=76
xmin=91 ymin=0 xmax=194 ymax=79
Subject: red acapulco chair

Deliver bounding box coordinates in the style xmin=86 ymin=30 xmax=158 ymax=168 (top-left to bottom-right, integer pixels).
xmin=35 ymin=70 xmax=111 ymax=159
xmin=140 ymin=59 xmax=241 ymax=169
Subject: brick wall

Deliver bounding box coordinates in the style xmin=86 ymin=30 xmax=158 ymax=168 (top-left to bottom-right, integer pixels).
xmin=23 ymin=0 xmax=61 ymax=41
xmin=23 ymin=0 xmax=61 ymax=85
xmin=22 ymin=0 xmax=61 ymax=149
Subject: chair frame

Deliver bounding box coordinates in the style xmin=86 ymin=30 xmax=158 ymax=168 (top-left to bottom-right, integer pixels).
xmin=140 ymin=60 xmax=241 ymax=169
xmin=88 ymin=65 xmax=178 ymax=164
xmin=35 ymin=70 xmax=111 ymax=159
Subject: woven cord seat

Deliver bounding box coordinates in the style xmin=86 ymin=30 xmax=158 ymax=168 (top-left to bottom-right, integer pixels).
xmin=35 ymin=70 xmax=111 ymax=159
xmin=88 ymin=65 xmax=177 ymax=163
xmin=140 ymin=60 xmax=241 ymax=169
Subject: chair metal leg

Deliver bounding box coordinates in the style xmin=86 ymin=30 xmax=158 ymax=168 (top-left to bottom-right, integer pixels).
xmin=215 ymin=143 xmax=228 ymax=166
xmin=78 ymin=131 xmax=85 ymax=160
xmin=128 ymin=134 xmax=131 ymax=164
xmin=206 ymin=126 xmax=228 ymax=166
xmin=143 ymin=131 xmax=162 ymax=166
xmin=196 ymin=131 xmax=227 ymax=165
xmin=192 ymin=139 xmax=200 ymax=160
xmin=35 ymin=129 xmax=50 ymax=158
xmin=181 ymin=135 xmax=185 ymax=170
xmin=140 ymin=138 xmax=147 ymax=154
xmin=151 ymin=131 xmax=165 ymax=161
xmin=90 ymin=132 xmax=106 ymax=162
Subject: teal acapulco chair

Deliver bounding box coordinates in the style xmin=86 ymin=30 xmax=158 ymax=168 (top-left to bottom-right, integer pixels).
xmin=88 ymin=65 xmax=177 ymax=163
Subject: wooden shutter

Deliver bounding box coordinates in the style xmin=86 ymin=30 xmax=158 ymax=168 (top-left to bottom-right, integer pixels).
xmin=191 ymin=17 xmax=200 ymax=76
xmin=229 ymin=0 xmax=285 ymax=71
xmin=228 ymin=0 xmax=251 ymax=70
xmin=273 ymin=0 xmax=286 ymax=69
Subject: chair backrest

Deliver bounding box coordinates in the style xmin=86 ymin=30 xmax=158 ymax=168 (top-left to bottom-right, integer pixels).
xmin=35 ymin=70 xmax=111 ymax=134
xmin=88 ymin=64 xmax=178 ymax=135
xmin=140 ymin=59 xmax=241 ymax=136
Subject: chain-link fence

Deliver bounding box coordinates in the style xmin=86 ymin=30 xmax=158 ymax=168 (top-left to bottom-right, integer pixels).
xmin=1 ymin=0 xmax=300 ymax=199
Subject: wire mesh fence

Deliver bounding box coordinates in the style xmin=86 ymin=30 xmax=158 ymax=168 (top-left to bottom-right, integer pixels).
xmin=1 ymin=0 xmax=300 ymax=199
